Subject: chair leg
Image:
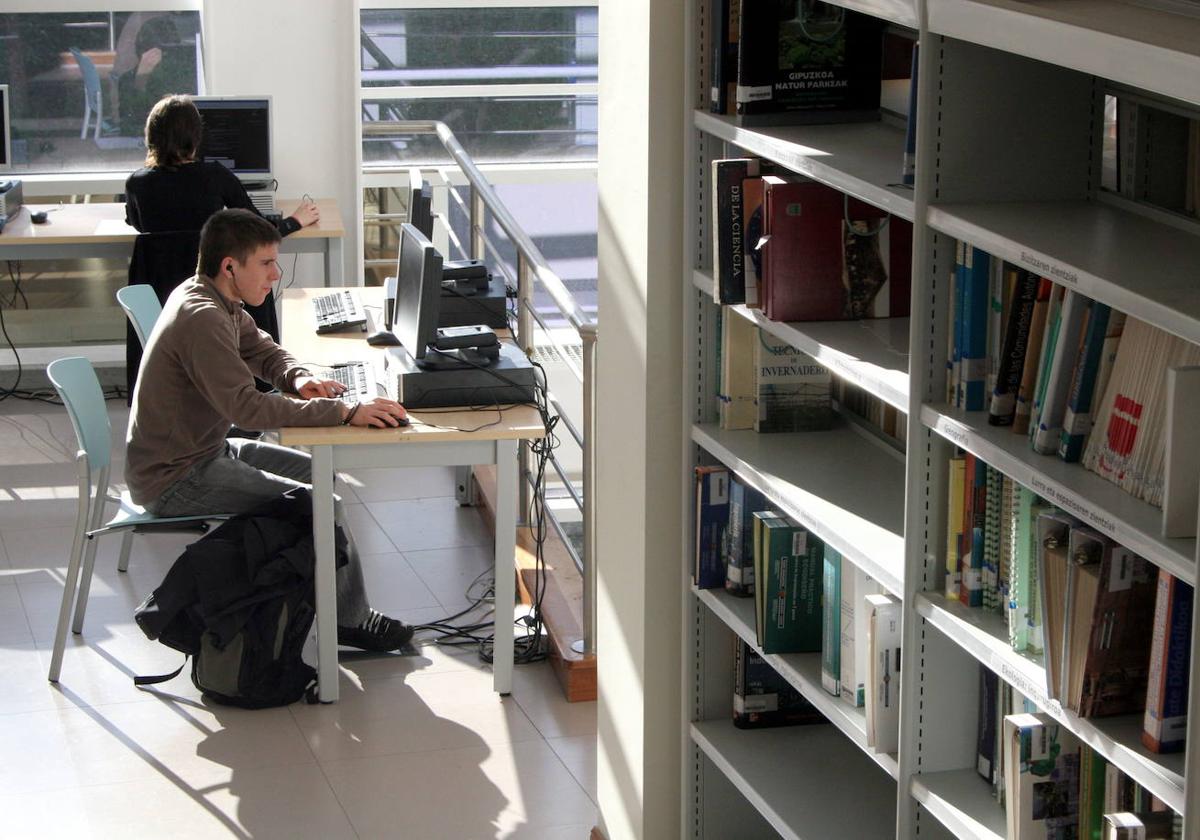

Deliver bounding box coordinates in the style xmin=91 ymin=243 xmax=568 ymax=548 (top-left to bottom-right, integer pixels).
xmin=49 ymin=484 xmax=90 ymax=682
xmin=93 ymin=97 xmax=102 ymax=142
xmin=81 ymin=100 xmax=90 ymax=140
xmin=71 ymin=533 xmax=101 ymax=634
xmin=117 ymin=530 xmax=133 ymax=573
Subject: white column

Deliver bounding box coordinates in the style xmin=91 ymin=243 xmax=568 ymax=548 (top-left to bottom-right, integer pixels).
xmin=595 ymin=0 xmax=685 ymax=835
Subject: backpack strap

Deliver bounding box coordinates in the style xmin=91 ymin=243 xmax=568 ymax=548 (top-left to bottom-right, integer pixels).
xmin=133 ymin=655 xmax=188 ymax=688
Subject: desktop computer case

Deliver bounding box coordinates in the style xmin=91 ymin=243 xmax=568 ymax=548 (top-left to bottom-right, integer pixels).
xmin=383 ymin=340 xmax=536 ymax=408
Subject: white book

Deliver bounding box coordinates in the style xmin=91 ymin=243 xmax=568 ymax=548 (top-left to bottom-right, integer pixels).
xmin=1162 ymin=366 xmax=1200 ymax=538
xmin=839 ymin=558 xmax=881 ymax=708
xmin=865 ymin=593 xmax=901 ymax=754
xmin=1103 ymin=813 xmax=1146 ymax=840
xmin=1003 ymin=712 xmax=1081 ymax=840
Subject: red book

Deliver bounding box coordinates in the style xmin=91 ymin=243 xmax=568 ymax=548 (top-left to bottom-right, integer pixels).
xmin=760 ymin=177 xmax=901 ymax=322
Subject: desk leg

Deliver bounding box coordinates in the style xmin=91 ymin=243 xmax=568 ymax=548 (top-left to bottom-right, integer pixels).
xmin=312 ymin=445 xmax=339 ymax=702
xmin=326 ymin=237 xmax=345 ymax=287
xmin=493 ymin=439 xmax=518 ymax=695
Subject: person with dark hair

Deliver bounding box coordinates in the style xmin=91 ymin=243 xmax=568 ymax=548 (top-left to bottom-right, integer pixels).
xmin=123 ymin=94 xmax=319 ymax=235
xmin=126 ymin=208 xmax=413 ymax=652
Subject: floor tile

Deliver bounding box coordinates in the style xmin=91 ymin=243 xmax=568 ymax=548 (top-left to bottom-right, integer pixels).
xmin=322 ymin=738 xmax=596 ymax=839
xmin=342 ymin=502 xmax=398 ymax=555
xmin=291 ymin=667 xmax=542 ymax=761
xmin=546 ymin=734 xmax=598 ymax=805
xmin=403 ymin=543 xmax=495 ymax=611
xmin=342 ymin=464 xmax=458 ymax=502
xmin=366 ymin=496 xmax=490 ymax=552
xmin=509 ymin=661 xmax=598 ymax=740
xmin=0 ymin=762 xmax=355 ymax=840
xmin=356 ymin=551 xmax=441 ymax=615
xmin=0 ymin=586 xmax=33 ymax=644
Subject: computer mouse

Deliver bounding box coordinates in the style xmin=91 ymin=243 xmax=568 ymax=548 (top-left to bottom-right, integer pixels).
xmin=29 ymin=210 xmax=48 ymax=224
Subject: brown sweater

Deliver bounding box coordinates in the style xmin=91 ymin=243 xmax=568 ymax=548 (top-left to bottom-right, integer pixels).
xmin=125 ymin=275 xmax=342 ymax=505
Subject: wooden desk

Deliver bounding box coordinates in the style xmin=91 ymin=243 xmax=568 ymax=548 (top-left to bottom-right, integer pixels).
xmin=278 ymin=289 xmax=545 ymax=701
xmin=0 ymin=199 xmax=347 ymax=286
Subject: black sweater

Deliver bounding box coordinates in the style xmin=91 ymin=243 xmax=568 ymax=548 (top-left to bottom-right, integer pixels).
xmin=124 ymin=161 xmax=300 ymax=236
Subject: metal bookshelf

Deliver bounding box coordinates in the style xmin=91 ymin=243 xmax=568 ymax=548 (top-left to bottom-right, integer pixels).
xmin=682 ymin=0 xmax=1200 ymax=836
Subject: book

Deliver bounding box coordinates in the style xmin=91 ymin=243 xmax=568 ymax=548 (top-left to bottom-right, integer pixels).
xmin=959 ymin=454 xmax=987 ymax=608
xmin=1003 ymin=712 xmax=1081 ymax=840
xmin=984 ymin=463 xmax=1003 ymax=611
xmin=759 ymin=176 xmax=890 ymax=322
xmin=978 ymin=665 xmax=1000 ymax=782
xmin=1027 ymin=284 xmax=1066 ymax=441
xmin=1160 ymin=365 xmax=1200 ymax=538
xmin=1032 ymin=290 xmax=1090 ymax=455
xmin=951 ymin=241 xmax=966 ymax=406
xmin=821 ymin=544 xmax=841 ymax=696
xmin=708 ymin=0 xmax=739 ymax=115
xmin=946 ymin=454 xmax=966 ymax=599
xmin=839 ymin=556 xmax=879 ymax=707
xmin=725 ymin=475 xmax=766 ymax=596
xmin=1008 ymin=487 xmax=1049 ymax=654
xmin=735 ymin=1 xmax=884 ymax=126
xmin=960 ymin=246 xmax=992 ymax=411
xmin=1059 ymin=301 xmax=1113 ymax=462
xmin=990 ymin=267 xmax=1040 ymax=426
xmin=754 ymin=513 xmax=823 ymax=653
xmin=732 ymin=638 xmax=825 ymax=728
xmin=694 ymin=466 xmax=731 ymax=589
xmin=742 ymin=175 xmax=767 ymax=307
xmin=1037 ymin=510 xmax=1079 ymax=699
xmin=1063 ymin=529 xmax=1157 ymax=717
xmin=1142 ymin=569 xmax=1194 ymax=753
xmin=753 ymin=334 xmax=833 ymax=432
xmin=712 ymin=158 xmax=766 ymax=304
xmin=865 ymin=592 xmax=901 ymax=754
xmin=719 ymin=312 xmax=757 ymax=430
xmin=1013 ymin=278 xmax=1053 ymax=435
xmin=1078 ymin=746 xmax=1107 ymax=840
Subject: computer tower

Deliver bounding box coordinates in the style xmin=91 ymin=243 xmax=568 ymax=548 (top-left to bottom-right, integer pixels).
xmin=0 ymin=179 xmax=23 ymax=218
xmin=438 ymin=277 xmax=509 ymax=330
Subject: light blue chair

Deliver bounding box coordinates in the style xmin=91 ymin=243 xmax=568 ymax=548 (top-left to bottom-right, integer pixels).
xmin=68 ymin=47 xmax=103 ymax=141
xmin=46 ymin=357 xmax=228 ymax=683
xmin=117 ymin=284 xmax=162 ymax=348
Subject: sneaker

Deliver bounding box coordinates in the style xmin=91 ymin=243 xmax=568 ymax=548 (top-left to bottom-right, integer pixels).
xmin=337 ymin=609 xmax=414 ymax=652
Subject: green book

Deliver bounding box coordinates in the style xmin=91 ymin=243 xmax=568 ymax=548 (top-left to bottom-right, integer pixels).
xmin=755 ymin=515 xmax=823 ymax=654
xmin=1006 ymin=487 xmax=1049 ymax=654
xmin=821 ymin=544 xmax=841 ymax=696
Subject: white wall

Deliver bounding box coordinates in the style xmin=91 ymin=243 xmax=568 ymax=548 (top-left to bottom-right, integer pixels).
xmin=202 ymin=0 xmax=359 ymax=288
xmin=595 ymin=0 xmax=685 ymax=835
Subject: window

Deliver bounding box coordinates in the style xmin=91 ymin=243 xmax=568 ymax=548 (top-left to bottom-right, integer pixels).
xmin=0 ymin=10 xmax=202 ymax=174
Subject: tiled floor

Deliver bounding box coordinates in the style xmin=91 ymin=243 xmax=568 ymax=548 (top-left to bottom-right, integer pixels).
xmin=0 ymin=398 xmax=597 ymax=839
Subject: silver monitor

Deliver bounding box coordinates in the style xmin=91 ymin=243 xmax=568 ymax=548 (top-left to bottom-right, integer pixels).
xmin=394 ymin=223 xmax=443 ymax=360
xmin=0 ymin=85 xmax=10 ymax=172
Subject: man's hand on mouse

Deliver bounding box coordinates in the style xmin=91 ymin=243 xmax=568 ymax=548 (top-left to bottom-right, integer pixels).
xmin=345 ymin=398 xmax=408 ymax=428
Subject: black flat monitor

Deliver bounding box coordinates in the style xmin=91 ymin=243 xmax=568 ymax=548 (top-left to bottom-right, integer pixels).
xmin=408 ymin=168 xmax=433 ymax=239
xmin=0 ymin=85 xmax=9 ymax=171
xmin=192 ymin=96 xmax=273 ymax=184
xmin=394 ymin=222 xmax=443 ymax=360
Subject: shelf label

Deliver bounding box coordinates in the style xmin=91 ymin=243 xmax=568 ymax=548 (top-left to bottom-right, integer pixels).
xmin=831 ymin=356 xmax=866 ymax=386
xmin=1020 ymin=252 xmax=1079 ymax=287
xmin=992 ymin=654 xmax=1063 ymax=716
xmin=1027 ymin=476 xmax=1118 ymax=535
xmin=935 ymin=418 xmax=969 ymax=448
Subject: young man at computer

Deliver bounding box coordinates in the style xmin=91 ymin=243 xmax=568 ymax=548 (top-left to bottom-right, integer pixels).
xmin=126 ymin=208 xmax=413 ymax=651
xmin=124 ymin=94 xmax=318 ymax=235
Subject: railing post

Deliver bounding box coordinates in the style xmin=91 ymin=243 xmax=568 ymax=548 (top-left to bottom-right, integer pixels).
xmin=516 ymin=252 xmax=534 ymax=355
xmin=469 ymin=185 xmax=485 ymax=263
xmin=572 ymin=327 xmax=598 ymax=657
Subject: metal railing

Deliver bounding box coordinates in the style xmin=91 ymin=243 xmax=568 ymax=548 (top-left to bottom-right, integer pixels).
xmin=361 ymin=120 xmax=597 ymax=656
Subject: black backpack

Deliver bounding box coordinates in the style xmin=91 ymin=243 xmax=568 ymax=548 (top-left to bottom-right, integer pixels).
xmin=133 ymin=490 xmax=347 ymax=709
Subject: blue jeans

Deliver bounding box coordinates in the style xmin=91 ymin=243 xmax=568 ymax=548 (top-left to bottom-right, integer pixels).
xmin=147 ymin=438 xmax=370 ymax=627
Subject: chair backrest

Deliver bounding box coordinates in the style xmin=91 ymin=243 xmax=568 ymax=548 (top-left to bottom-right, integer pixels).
xmin=46 ymin=357 xmax=112 ymax=473
xmin=117 ymin=285 xmax=162 ymax=348
xmin=68 ymin=48 xmax=101 ymax=102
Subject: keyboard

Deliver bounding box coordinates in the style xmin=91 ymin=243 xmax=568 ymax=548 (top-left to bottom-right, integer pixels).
xmin=312 ymin=289 xmax=367 ymax=334
xmin=323 ymin=361 xmax=375 ymax=405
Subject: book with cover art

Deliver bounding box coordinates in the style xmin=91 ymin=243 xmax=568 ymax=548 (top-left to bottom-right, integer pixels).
xmin=753 ymin=333 xmax=833 ymax=432
xmin=1063 ymin=528 xmax=1156 ymax=718
xmin=754 ymin=514 xmax=823 ymax=654
xmin=732 ymin=638 xmax=826 ymax=728
xmin=1004 ymin=713 xmax=1081 ymax=840
xmin=759 ymin=176 xmax=900 ymax=323
xmin=694 ymin=466 xmax=730 ymax=589
xmin=735 ymin=0 xmax=884 ymax=126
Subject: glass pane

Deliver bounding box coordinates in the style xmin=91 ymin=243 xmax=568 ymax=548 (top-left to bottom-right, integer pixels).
xmin=362 ymin=96 xmax=597 ymax=165
xmin=360 ymin=7 xmax=597 ymax=87
xmin=0 ymin=11 xmax=202 ymax=174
